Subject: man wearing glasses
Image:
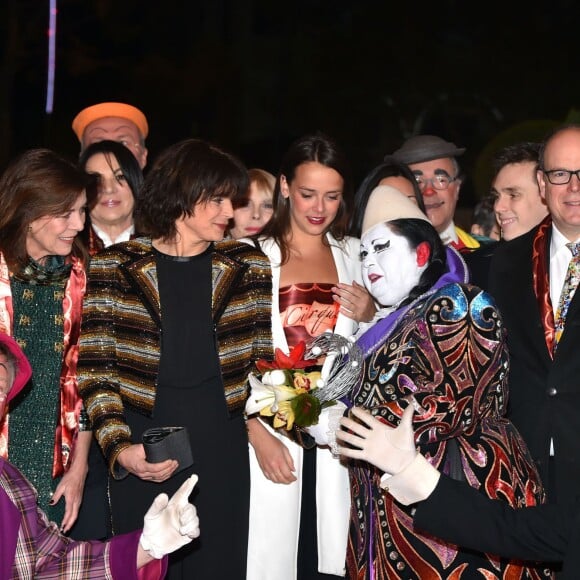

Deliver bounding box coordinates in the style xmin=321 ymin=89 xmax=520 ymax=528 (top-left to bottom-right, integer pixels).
xmin=391 ymin=134 xmax=481 ymax=251
xmin=488 ymin=124 xmax=580 ymax=522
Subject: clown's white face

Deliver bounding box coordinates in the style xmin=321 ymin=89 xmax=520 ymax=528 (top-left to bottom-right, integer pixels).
xmin=360 ymin=222 xmax=427 ymax=307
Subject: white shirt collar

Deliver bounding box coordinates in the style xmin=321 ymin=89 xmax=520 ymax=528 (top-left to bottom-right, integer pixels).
xmin=92 ymin=222 xmax=135 ymax=248
xmin=550 ymin=224 xmax=571 ymax=257
xmin=439 ymin=221 xmax=458 ymax=246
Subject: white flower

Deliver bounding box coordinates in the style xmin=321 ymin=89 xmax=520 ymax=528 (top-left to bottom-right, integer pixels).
xmin=262 ymin=369 xmax=287 ymax=386
xmin=245 ymin=372 xmax=297 ymax=415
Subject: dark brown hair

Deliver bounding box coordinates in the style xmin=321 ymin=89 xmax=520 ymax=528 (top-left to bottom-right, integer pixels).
xmin=260 ymin=132 xmax=352 ymax=264
xmin=135 ymin=139 xmax=249 ymax=240
xmin=0 ymin=148 xmax=91 ymax=270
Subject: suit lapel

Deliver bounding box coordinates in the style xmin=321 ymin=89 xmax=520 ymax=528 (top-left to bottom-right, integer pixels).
xmin=532 ymin=217 xmax=556 ymax=359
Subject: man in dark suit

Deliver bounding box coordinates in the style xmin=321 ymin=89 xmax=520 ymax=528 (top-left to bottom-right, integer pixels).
xmin=488 ymin=124 xmax=580 ymax=506
xmin=336 ymin=405 xmax=573 ymax=579
xmin=466 ymin=141 xmax=548 ymax=288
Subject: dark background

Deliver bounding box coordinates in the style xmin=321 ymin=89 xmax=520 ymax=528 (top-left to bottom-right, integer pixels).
xmin=2 ymin=0 xmax=580 ymax=218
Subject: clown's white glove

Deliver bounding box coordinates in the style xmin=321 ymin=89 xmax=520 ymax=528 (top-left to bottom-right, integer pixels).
xmin=336 ymin=404 xmax=417 ymax=474
xmin=305 ymin=401 xmax=347 ymax=455
xmin=139 ymin=474 xmax=200 ymax=559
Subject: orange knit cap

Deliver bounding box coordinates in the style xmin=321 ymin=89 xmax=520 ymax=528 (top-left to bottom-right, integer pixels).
xmin=71 ymin=102 xmax=149 ymax=141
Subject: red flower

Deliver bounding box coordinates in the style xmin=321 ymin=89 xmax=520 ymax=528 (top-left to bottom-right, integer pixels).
xmin=256 ymin=340 xmax=313 ymax=374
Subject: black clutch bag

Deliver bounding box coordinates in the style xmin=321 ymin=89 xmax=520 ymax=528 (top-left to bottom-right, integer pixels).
xmin=142 ymin=426 xmax=194 ymax=474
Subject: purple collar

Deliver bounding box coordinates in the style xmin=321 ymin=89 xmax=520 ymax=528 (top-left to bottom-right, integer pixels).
xmin=0 ymin=459 xmax=20 ymax=578
xmin=356 ymin=246 xmax=468 ymax=358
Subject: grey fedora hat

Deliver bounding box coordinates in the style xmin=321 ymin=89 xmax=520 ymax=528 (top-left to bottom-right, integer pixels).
xmin=390 ymin=135 xmax=466 ymax=164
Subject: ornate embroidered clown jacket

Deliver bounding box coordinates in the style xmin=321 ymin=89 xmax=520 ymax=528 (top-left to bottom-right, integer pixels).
xmin=346 ymin=275 xmax=549 ymax=579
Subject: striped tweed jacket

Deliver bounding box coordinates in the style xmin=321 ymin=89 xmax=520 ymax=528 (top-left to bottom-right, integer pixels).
xmin=77 ymin=237 xmax=273 ymax=478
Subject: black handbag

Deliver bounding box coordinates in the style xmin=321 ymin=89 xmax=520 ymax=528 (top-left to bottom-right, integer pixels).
xmin=142 ymin=426 xmax=194 ymax=474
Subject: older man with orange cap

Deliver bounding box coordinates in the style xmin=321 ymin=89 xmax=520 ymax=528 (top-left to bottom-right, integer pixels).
xmin=72 ymin=102 xmax=149 ymax=168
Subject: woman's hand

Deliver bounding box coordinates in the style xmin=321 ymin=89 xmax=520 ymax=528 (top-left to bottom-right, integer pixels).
xmin=52 ymin=460 xmax=87 ymax=533
xmin=52 ymin=429 xmax=91 ymax=532
xmin=247 ymin=417 xmax=297 ymax=484
xmin=117 ymin=443 xmax=179 ymax=482
xmin=333 ymin=280 xmax=376 ymax=323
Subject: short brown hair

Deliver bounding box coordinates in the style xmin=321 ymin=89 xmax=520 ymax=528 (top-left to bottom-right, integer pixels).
xmin=135 ymin=139 xmax=249 ymax=241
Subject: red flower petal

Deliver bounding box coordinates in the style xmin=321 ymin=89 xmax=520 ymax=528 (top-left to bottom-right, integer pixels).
xmin=274 ymin=347 xmax=296 ymax=369
xmin=289 ymin=341 xmax=306 ymax=364
xmin=256 ymin=341 xmax=313 ymax=373
xmin=256 ymin=359 xmax=276 ymax=373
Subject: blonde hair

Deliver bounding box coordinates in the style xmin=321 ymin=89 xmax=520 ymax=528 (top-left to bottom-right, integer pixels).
xmin=248 ymin=168 xmax=275 ymax=195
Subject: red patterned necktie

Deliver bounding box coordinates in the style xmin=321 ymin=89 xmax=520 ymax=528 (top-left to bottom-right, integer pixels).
xmin=554 ymin=241 xmax=580 ymax=351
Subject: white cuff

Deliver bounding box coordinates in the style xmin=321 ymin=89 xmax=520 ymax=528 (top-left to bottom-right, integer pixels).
xmin=380 ymin=454 xmax=440 ymax=505
xmin=305 ymin=401 xmax=346 ymax=456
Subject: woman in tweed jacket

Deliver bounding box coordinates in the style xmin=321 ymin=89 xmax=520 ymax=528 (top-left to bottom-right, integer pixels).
xmin=77 ymin=139 xmax=273 ymax=580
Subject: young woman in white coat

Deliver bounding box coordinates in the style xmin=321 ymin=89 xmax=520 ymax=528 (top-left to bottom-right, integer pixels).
xmin=244 ymin=133 xmax=375 ymax=580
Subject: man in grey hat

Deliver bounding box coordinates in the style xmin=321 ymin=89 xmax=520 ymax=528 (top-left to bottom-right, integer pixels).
xmin=391 ymin=135 xmax=481 ymax=252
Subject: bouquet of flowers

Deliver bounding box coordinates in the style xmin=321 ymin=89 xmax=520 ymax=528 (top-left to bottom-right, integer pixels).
xmin=245 ymin=332 xmax=363 ymax=430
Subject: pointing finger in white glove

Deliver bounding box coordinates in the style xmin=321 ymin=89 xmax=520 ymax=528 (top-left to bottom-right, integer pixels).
xmin=139 ymin=473 xmax=200 ymax=559
xmin=336 ymin=404 xmax=417 ymax=474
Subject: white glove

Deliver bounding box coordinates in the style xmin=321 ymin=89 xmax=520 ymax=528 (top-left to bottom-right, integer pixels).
xmin=336 ymin=404 xmax=417 ymax=474
xmin=139 ymin=473 xmax=200 ymax=559
xmin=305 ymin=401 xmax=347 ymax=454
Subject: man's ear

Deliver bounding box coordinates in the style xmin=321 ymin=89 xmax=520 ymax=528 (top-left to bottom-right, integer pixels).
xmin=416 ymin=241 xmax=431 ymax=267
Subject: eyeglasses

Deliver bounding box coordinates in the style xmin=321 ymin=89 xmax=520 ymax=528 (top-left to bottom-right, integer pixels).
xmin=414 ymin=174 xmax=458 ymax=191
xmin=542 ymin=169 xmax=580 ymax=185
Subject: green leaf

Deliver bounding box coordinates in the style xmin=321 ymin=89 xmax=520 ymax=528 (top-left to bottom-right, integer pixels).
xmin=291 ymin=393 xmax=322 ymax=427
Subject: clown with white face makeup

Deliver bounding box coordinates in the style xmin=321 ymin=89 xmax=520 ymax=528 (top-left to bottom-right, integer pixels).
xmin=353 ymin=185 xmax=432 ymax=336
xmin=360 ymin=222 xmax=428 ymax=308
xmin=332 ymin=186 xmax=550 ymax=580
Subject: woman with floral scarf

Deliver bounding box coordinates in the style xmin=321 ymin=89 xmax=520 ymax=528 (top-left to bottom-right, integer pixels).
xmin=0 ymin=148 xmax=92 ymax=531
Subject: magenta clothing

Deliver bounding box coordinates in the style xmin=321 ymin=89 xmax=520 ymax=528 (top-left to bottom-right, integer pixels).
xmin=0 ymin=457 xmax=167 ymax=579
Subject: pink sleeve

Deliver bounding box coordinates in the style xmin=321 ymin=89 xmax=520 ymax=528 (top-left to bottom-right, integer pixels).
xmin=109 ymin=531 xmax=168 ymax=580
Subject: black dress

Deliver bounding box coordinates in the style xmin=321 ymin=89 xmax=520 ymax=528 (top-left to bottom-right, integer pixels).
xmin=108 ymin=246 xmax=250 ymax=579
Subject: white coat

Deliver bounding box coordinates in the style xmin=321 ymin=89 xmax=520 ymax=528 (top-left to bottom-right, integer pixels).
xmin=244 ymin=233 xmax=362 ymax=580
